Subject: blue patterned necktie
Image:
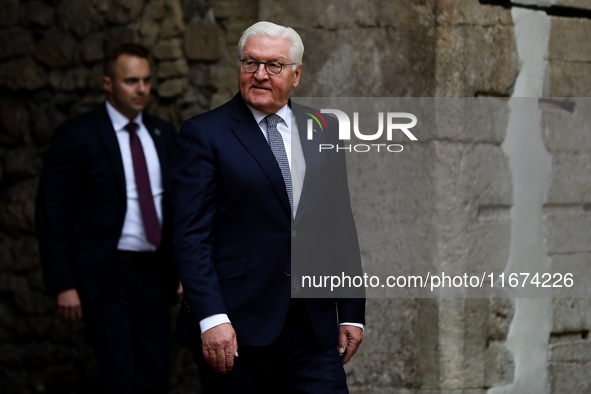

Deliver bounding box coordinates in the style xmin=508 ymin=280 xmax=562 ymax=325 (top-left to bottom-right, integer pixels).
xmin=265 ymin=114 xmax=292 ymax=212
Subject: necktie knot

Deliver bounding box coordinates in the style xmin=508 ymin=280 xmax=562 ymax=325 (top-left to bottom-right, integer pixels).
xmin=265 ymin=114 xmax=281 ymax=130
xmin=124 ymin=122 xmax=139 ymax=135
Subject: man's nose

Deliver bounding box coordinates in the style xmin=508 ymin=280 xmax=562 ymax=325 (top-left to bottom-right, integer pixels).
xmin=137 ymin=81 xmax=147 ymax=93
xmin=253 ymin=63 xmax=269 ymax=80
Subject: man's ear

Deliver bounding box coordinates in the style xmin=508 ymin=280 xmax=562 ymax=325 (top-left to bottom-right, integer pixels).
xmin=292 ymin=65 xmax=302 ymax=88
xmin=102 ymin=75 xmax=112 ymax=93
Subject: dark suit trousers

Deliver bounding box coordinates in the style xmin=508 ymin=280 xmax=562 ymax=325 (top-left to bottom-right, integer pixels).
xmin=85 ymin=252 xmax=171 ymax=394
xmin=190 ymin=299 xmax=348 ymax=394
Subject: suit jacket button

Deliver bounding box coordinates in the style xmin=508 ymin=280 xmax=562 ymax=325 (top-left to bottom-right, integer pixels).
xmin=291 ymin=230 xmax=297 ymax=237
xmin=285 ymin=269 xmax=292 ymax=276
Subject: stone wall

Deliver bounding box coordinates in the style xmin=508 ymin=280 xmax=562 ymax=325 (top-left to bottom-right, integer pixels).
xmin=0 ymin=0 xmax=590 ymax=393
xmin=0 ymin=0 xmax=258 ymax=392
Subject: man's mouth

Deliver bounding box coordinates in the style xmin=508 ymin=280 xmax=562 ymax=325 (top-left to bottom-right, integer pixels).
xmin=252 ymin=86 xmax=271 ymax=91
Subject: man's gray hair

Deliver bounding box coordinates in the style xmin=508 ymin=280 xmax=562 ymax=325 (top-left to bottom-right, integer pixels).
xmin=238 ymin=21 xmax=304 ymax=70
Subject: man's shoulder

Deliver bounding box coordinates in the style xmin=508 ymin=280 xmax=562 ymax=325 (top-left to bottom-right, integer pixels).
xmin=192 ymin=97 xmax=236 ymax=123
xmin=143 ymin=111 xmax=175 ymax=134
xmin=58 ymin=105 xmax=106 ymax=132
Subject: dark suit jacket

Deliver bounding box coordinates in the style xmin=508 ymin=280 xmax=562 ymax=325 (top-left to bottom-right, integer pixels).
xmin=172 ymin=93 xmax=365 ymax=348
xmin=36 ymin=104 xmax=178 ymax=305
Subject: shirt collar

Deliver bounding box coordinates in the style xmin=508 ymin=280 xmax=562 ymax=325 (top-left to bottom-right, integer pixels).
xmin=247 ymin=103 xmax=291 ymax=130
xmin=105 ymin=100 xmax=143 ymax=132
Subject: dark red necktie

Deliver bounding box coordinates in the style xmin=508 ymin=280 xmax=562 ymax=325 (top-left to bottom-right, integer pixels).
xmin=124 ymin=122 xmax=162 ymax=248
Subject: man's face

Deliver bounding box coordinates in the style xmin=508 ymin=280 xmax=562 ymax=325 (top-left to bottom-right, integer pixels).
xmin=102 ymin=54 xmax=151 ymax=120
xmin=239 ymin=36 xmax=302 ymax=114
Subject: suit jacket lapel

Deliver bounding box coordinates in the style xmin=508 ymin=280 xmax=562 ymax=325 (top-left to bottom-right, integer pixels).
xmin=229 ymin=94 xmax=292 ymax=215
xmin=95 ymin=104 xmax=126 ymax=194
xmin=292 ymin=102 xmax=320 ymax=226
xmin=143 ymin=115 xmax=170 ymax=192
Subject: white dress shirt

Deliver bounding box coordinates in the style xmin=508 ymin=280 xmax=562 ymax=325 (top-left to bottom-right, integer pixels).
xmin=199 ymin=103 xmax=363 ymax=335
xmin=105 ymin=100 xmax=164 ymax=251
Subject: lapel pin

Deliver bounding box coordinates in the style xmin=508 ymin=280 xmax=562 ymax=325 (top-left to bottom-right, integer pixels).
xmin=313 ymin=129 xmax=317 ymax=133
xmin=154 ymin=128 xmax=161 ymax=136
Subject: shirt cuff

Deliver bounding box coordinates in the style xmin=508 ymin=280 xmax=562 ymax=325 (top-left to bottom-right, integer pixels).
xmin=339 ymin=322 xmax=364 ymax=331
xmin=199 ymin=314 xmax=231 ymax=336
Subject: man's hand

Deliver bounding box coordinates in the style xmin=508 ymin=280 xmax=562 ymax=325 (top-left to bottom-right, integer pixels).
xmin=201 ymin=323 xmax=239 ymax=374
xmin=338 ymin=325 xmax=363 ymax=365
xmin=56 ymin=289 xmax=83 ymax=321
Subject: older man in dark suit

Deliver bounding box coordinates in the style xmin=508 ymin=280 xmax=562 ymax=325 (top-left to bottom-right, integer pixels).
xmin=36 ymin=44 xmax=179 ymax=393
xmin=172 ymin=21 xmax=365 ymax=393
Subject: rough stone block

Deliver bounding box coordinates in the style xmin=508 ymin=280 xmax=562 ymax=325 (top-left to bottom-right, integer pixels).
xmin=0 ymin=28 xmax=34 ymax=61
xmin=49 ymin=68 xmax=89 ymax=92
xmin=56 ymin=0 xmax=104 ymax=38
xmin=158 ymin=78 xmax=187 ymax=98
xmin=0 ymin=57 xmax=47 ymax=91
xmin=554 ymin=0 xmax=591 ymax=10
xmin=211 ymin=64 xmax=238 ymax=93
xmin=14 ymin=290 xmax=54 ymax=314
xmin=214 ymin=0 xmax=257 ymax=20
xmin=159 ymin=0 xmax=185 ymax=38
xmin=0 ymin=179 xmax=37 ymax=234
xmin=87 ymin=63 xmax=104 ymax=91
xmin=34 ymin=29 xmax=78 ymax=68
xmin=436 ymin=0 xmax=513 ymax=26
xmin=549 ymin=252 xmax=591 ymax=298
xmin=551 ymin=299 xmax=591 ymax=334
xmin=436 ymin=25 xmax=518 ymax=97
xmin=105 ymin=28 xmax=138 ymax=53
xmin=0 ymin=234 xmax=14 ymax=272
xmin=29 ymin=103 xmax=65 ymax=145
xmin=187 ymin=64 xmax=210 ymax=87
xmin=0 ymin=0 xmax=19 ymax=27
xmin=430 ymin=142 xmax=512 ymax=283
xmin=19 ymin=1 xmax=55 ymax=27
xmin=433 ymin=98 xmax=509 ymax=144
xmin=260 ymin=0 xmax=435 ymax=29
xmin=546 ymin=152 xmax=591 ymax=204
xmin=550 ymin=339 xmax=591 ymax=362
xmin=144 ymin=0 xmax=166 ymax=20
xmin=154 ymin=39 xmax=183 ymax=60
xmin=0 ymin=273 xmax=28 ymax=294
xmin=484 ymin=341 xmax=514 ymax=387
xmin=81 ymin=33 xmax=104 ymax=63
xmin=184 ymin=21 xmax=223 ymax=62
xmin=544 ymin=207 xmax=591 ymax=254
xmin=541 ymin=98 xmax=591 ymax=153
xmin=158 ymin=59 xmax=189 ymax=79
xmin=105 ymin=0 xmax=144 ymax=25
xmin=27 ymin=269 xmax=44 ymax=291
xmin=226 ymin=20 xmax=252 ymax=45
xmin=4 ymin=147 xmax=42 ymax=178
xmin=344 ymin=142 xmax=436 ymax=297
xmin=13 ymin=236 xmax=40 ymax=272
xmin=137 ymin=17 xmax=160 ymax=47
xmin=0 ymin=99 xmax=30 ymax=146
xmin=545 ymin=61 xmax=591 ymax=97
xmin=488 ymin=298 xmax=515 ymax=341
xmin=549 ymin=17 xmax=591 ymax=62
xmin=345 ymin=299 xmax=418 ymax=389
xmin=296 ymin=27 xmax=435 ymax=97
xmin=0 ymin=300 xmax=16 ymax=341
xmin=549 ymin=362 xmax=591 ymax=393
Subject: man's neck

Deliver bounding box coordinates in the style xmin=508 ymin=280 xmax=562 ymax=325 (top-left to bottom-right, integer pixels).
xmin=107 ymin=98 xmax=139 ymax=121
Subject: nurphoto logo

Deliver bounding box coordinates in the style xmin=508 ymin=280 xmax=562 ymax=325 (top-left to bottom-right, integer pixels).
xmin=305 ymin=109 xmax=418 ymax=153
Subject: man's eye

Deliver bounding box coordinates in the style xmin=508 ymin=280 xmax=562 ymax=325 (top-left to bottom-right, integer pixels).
xmin=268 ymin=62 xmax=281 ymax=69
xmin=245 ymin=60 xmax=257 ymax=66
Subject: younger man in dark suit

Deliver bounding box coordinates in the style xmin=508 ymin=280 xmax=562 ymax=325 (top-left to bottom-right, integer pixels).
xmin=36 ymin=44 xmax=179 ymax=393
